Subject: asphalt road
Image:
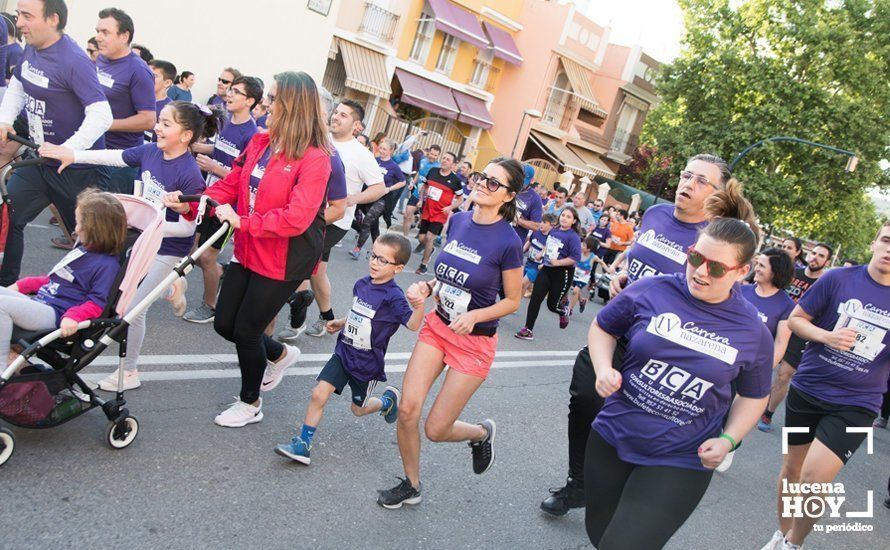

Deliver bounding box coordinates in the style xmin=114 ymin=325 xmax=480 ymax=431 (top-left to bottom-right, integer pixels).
xmin=1 ymin=212 xmax=887 ymax=549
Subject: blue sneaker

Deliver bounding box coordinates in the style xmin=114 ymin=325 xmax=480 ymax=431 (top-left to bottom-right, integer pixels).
xmin=756 ymin=415 xmax=773 ymax=433
xmin=380 ymin=386 xmax=401 ymax=424
xmin=274 ymin=436 xmax=311 ymax=465
xmin=348 ymin=247 xmax=362 ymax=260
xmin=434 ymin=236 xmax=442 ymax=247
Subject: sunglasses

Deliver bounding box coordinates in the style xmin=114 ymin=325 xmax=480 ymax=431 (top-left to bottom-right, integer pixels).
xmin=367 ymin=251 xmax=401 ymax=266
xmin=469 ymin=171 xmax=509 ymax=193
xmin=218 ymin=77 xmax=232 ymax=85
xmin=687 ymin=246 xmax=745 ymax=278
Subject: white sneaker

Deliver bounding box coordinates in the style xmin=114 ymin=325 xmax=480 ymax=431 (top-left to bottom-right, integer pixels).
xmin=97 ymin=369 xmax=141 ymax=392
xmin=781 ymin=539 xmax=801 ymax=550
xmin=261 ymin=345 xmax=301 ymax=392
xmin=760 ymin=530 xmax=785 ymax=550
xmin=715 ymin=450 xmax=735 ymax=472
xmin=214 ymin=398 xmax=264 ymax=427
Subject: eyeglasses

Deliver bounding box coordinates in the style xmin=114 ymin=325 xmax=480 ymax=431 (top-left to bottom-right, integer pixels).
xmin=367 ymin=251 xmax=401 ymax=266
xmin=227 ymin=87 xmax=247 ymax=98
xmin=680 ymin=171 xmax=717 ymax=190
xmin=469 ymin=171 xmax=509 ymax=193
xmin=218 ymin=77 xmax=232 ymax=85
xmin=687 ymin=246 xmax=745 ymax=278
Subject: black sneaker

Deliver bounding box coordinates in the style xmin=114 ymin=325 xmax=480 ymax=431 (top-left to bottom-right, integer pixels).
xmin=540 ymin=476 xmax=585 ymax=516
xmin=414 ymin=241 xmax=424 ymax=253
xmin=470 ymin=419 xmax=496 ymax=474
xmin=288 ymin=289 xmax=315 ymax=329
xmin=884 ymin=496 xmax=890 ymax=510
xmin=415 ymin=264 xmax=428 ymax=275
xmin=377 ymin=477 xmax=422 ymax=509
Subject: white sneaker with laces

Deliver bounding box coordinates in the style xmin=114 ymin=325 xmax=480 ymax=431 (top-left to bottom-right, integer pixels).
xmin=261 ymin=345 xmax=301 ymax=392
xmin=97 ymin=369 xmax=141 ymax=392
xmin=760 ymin=530 xmax=785 ymax=550
xmin=214 ymin=398 xmax=263 ymax=427
xmin=715 ymin=450 xmax=735 ymax=472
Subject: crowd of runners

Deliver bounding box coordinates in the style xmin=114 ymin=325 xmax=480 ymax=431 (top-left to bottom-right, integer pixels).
xmin=0 ymin=2 xmax=887 ymax=549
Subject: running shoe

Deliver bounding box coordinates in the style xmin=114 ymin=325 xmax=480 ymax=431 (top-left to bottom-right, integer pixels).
xmin=96 ymin=369 xmax=141 ymax=392
xmin=261 ymin=345 xmax=301 ymax=392
xmin=434 ymin=235 xmax=442 ymax=247
xmin=305 ymin=315 xmax=328 ymax=338
xmin=715 ymin=450 xmax=735 ymax=473
xmin=49 ymin=216 xmax=59 ymax=226
xmin=469 ymin=419 xmax=496 ymax=474
xmin=514 ymin=327 xmax=534 ymax=341
xmin=760 ymin=531 xmax=784 ymax=550
xmin=277 ymin=324 xmax=306 ymax=342
xmin=183 ymin=303 xmax=216 ymax=324
xmin=558 ymin=307 xmax=570 ymax=329
xmin=51 ymin=235 xmax=75 ymax=250
xmin=579 ymin=297 xmax=587 ymax=313
xmin=413 ymin=241 xmax=424 ymax=254
xmin=415 ymin=265 xmax=428 ymax=275
xmin=873 ymin=416 xmax=888 ymax=429
xmin=274 ymin=436 xmax=311 ymax=465
xmin=380 ymin=386 xmax=400 ymax=424
xmin=757 ymin=415 xmax=773 ymax=433
xmin=540 ymin=476 xmax=585 ymax=516
xmin=884 ymin=496 xmax=890 ymax=509
xmin=377 ymin=477 xmax=422 ymax=509
xmin=288 ymin=289 xmax=315 ymax=330
xmin=348 ymin=247 xmax=362 ymax=260
xmin=214 ymin=398 xmax=263 ymax=428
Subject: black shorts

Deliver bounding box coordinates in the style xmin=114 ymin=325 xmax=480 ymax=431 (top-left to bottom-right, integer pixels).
xmin=320 ymin=225 xmax=348 ymax=262
xmin=782 ymin=335 xmax=808 ymax=368
xmin=418 ymin=219 xmax=444 ymax=236
xmin=407 ymin=194 xmax=420 ymax=207
xmin=197 ymin=216 xmax=232 ymax=251
xmin=785 ymin=385 xmax=876 ymax=463
xmin=316 ymin=353 xmax=377 ymax=407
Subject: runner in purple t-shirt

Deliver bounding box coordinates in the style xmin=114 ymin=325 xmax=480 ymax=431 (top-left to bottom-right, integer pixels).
xmin=585 ymin=217 xmax=771 ymax=549
xmin=763 ymin=222 xmax=890 ymax=550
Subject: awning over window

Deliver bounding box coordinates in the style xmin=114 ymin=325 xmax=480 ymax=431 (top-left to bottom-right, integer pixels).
xmin=558 ymin=55 xmax=607 ymax=118
xmin=452 ymin=90 xmax=493 ymax=129
xmin=427 ymin=0 xmax=490 ymax=50
xmin=335 ymin=39 xmax=390 ymax=98
xmin=567 ymin=144 xmax=617 ymax=179
xmin=529 ymin=130 xmax=593 ymax=178
xmin=395 ymin=68 xmax=459 ymax=119
xmin=483 ymin=22 xmax=522 ymax=66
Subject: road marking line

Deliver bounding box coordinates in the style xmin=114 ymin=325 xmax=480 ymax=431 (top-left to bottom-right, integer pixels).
xmin=81 ymin=359 xmax=575 ymax=383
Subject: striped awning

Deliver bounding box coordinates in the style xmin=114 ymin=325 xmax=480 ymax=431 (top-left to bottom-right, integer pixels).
xmin=335 ymin=38 xmax=390 ymax=98
xmin=529 ymin=130 xmax=593 ymax=178
xmin=558 ymin=55 xmax=607 ymax=118
xmin=567 ymin=144 xmax=616 ymax=179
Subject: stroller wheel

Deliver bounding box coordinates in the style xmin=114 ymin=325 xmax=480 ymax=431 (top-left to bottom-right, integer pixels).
xmin=0 ymin=427 xmax=14 ymax=467
xmin=105 ymin=416 xmax=139 ymax=450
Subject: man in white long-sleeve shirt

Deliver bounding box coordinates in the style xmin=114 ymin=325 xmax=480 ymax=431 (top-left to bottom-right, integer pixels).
xmin=0 ymin=0 xmax=112 ymax=285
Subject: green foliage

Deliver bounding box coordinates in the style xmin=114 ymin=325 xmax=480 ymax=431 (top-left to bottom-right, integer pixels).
xmin=617 ymin=144 xmax=676 ymax=200
xmin=643 ymin=0 xmax=889 ymax=258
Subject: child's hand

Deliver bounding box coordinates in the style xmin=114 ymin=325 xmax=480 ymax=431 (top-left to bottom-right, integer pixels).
xmin=406 ymin=282 xmax=429 ymax=307
xmin=59 ymin=317 xmax=79 ymax=337
xmin=163 ymin=191 xmax=190 ymax=214
xmin=195 ymin=153 xmax=217 ymax=174
xmin=38 ymin=143 xmax=75 ymax=174
xmin=325 ymin=319 xmax=346 ymax=333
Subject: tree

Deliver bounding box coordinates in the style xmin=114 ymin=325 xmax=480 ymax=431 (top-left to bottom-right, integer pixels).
xmin=617 ymin=145 xmax=676 ymax=201
xmin=642 ymin=0 xmax=889 ymax=258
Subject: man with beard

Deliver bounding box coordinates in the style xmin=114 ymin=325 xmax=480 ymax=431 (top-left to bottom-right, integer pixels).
xmin=757 ymin=243 xmax=833 ymax=432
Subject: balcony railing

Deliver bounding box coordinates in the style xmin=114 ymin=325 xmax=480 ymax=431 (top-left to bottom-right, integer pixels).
xmin=610 ymin=128 xmax=639 ymax=156
xmin=468 ymin=59 xmax=500 ymax=91
xmin=359 ymin=2 xmax=400 ymax=44
xmin=541 ymin=88 xmax=571 ymax=131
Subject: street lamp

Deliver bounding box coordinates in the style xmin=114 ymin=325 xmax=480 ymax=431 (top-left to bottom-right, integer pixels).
xmin=730 ymin=136 xmax=859 ymax=173
xmin=511 ymin=108 xmax=542 ymax=158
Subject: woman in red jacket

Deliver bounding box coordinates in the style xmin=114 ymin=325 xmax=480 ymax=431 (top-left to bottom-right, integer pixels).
xmin=167 ymin=72 xmax=332 ymax=427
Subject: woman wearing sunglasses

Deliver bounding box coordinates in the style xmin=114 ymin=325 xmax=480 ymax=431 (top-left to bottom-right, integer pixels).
xmin=377 ymin=158 xmax=524 ymax=509
xmin=582 ymin=211 xmax=773 ymax=548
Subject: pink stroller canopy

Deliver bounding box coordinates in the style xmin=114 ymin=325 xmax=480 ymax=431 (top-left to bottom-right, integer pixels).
xmin=112 ymin=194 xmax=165 ymax=316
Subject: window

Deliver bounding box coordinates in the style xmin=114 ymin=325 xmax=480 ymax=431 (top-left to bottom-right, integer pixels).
xmin=409 ymin=12 xmax=435 ymax=63
xmin=435 ymin=34 xmax=459 ymax=75
xmin=469 ymin=49 xmax=494 ymax=88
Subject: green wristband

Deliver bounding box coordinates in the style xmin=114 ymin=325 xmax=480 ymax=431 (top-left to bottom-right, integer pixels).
xmin=719 ymin=433 xmax=737 ymax=450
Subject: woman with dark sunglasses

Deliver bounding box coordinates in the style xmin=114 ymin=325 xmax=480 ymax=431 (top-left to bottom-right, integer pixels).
xmin=583 ymin=213 xmax=773 ymax=548
xmin=377 ymin=158 xmax=525 ymax=509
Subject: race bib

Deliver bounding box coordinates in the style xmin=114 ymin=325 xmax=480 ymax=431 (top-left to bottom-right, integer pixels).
xmin=574 ymin=268 xmax=591 ymax=284
xmin=545 ymin=236 xmax=562 ymax=261
xmin=97 ymin=72 xmax=115 ymax=88
xmin=841 ymin=317 xmax=886 ymax=362
xmin=50 ymin=248 xmax=85 ymax=282
xmin=427 ymin=186 xmax=443 ymax=202
xmin=436 ymin=282 xmax=471 ymax=321
xmin=344 ymin=310 xmax=373 ymax=350
xmin=140 ymin=172 xmax=166 ymax=207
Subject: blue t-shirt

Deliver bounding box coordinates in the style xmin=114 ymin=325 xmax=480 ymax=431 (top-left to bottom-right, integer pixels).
xmin=526 ymin=229 xmax=548 ymax=268
xmin=335 ymin=276 xmax=414 ymax=382
xmin=207 ymin=117 xmax=258 ymax=185
xmin=514 ymin=186 xmax=543 ymax=242
xmin=593 ymin=274 xmax=773 ymax=470
xmin=542 ymin=228 xmax=582 ymax=267
xmin=122 ymin=144 xmax=205 ymax=257
xmin=792 ymin=266 xmax=890 ymax=413
xmin=740 ymin=284 xmax=795 ymax=338
xmin=166 ymin=86 xmax=191 ymax=102
xmin=574 ymin=252 xmax=595 ymax=284
xmin=34 ymin=246 xmax=120 ymax=322
xmin=97 ymin=51 xmax=155 ymax=150
xmin=433 ymin=211 xmax=524 ymax=329
xmin=625 ymin=203 xmax=708 ymax=283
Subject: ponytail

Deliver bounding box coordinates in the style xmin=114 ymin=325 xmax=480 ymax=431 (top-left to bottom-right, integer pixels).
xmin=174 ymin=71 xmax=193 ymax=85
xmin=168 ymin=101 xmax=225 ymax=145
xmin=704 ymin=177 xmax=760 ymax=242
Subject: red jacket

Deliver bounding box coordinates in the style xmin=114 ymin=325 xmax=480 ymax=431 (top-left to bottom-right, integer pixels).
xmin=206 ymin=133 xmax=331 ymax=281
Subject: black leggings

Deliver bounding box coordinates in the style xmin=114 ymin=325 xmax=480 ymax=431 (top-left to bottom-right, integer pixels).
xmin=214 ymin=263 xmax=301 ymax=403
xmin=881 ymin=389 xmax=890 ymax=419
xmin=584 ymin=430 xmax=713 ymax=549
xmin=356 ymin=198 xmax=386 ymax=249
xmin=524 ymin=265 xmax=573 ymax=330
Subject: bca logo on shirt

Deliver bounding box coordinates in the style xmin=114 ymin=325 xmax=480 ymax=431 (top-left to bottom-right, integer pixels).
xmin=641 ymin=359 xmax=714 ymax=401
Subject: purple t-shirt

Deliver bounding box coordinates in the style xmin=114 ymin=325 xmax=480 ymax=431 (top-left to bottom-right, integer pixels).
xmin=626 ymin=203 xmax=707 ymax=282
xmin=376 ymin=157 xmax=405 ymax=188
xmin=741 ymin=284 xmax=795 ymax=338
xmin=326 ymin=151 xmax=347 ymax=203
xmin=542 ymin=227 xmax=582 ymax=267
xmin=590 ymin=225 xmax=612 ymax=258
xmin=208 ymin=94 xmax=225 ymax=107
xmin=97 ymin=52 xmax=155 ymax=150
xmin=6 ymin=42 xmax=22 ymax=81
xmin=33 ymin=246 xmax=119 ymax=322
xmin=16 ymin=35 xmax=107 ymax=157
xmin=208 ymin=117 xmax=258 ymax=185
xmin=514 ymin=186 xmax=544 ymax=242
xmin=593 ymin=274 xmax=774 ymax=470
xmin=248 ymin=147 xmax=273 ymax=215
xmin=255 ymin=114 xmax=268 ymax=129
xmin=526 ymin=229 xmax=548 ymax=268
xmin=122 ymin=144 xmax=205 ymax=257
xmin=433 ymin=211 xmax=524 ymax=329
xmin=792 ymin=266 xmax=890 ymax=413
xmin=335 ymin=276 xmax=413 ymax=382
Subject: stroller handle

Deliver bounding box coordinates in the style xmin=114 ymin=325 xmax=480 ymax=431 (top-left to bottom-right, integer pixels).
xmin=178 ymin=195 xmax=220 ymax=208
xmin=7 ymin=134 xmax=40 ymax=150
xmin=9 ymin=157 xmax=49 ymax=169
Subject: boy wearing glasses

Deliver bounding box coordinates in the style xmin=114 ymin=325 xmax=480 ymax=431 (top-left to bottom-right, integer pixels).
xmin=273 ymin=234 xmax=425 ymax=465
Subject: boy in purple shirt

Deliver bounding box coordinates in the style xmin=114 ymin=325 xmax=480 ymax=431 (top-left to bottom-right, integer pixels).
xmin=273 ymin=234 xmax=425 ymax=465
xmin=94 ymin=8 xmax=155 ymax=195
xmin=145 ymin=59 xmax=175 ymax=143
xmin=513 ymin=163 xmax=543 ymax=241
